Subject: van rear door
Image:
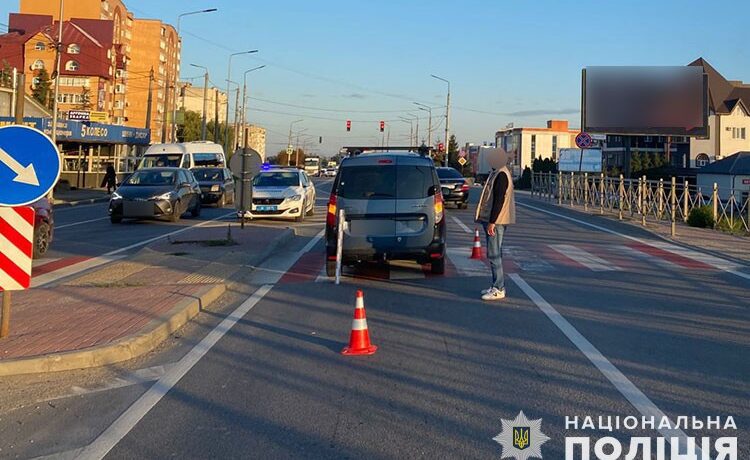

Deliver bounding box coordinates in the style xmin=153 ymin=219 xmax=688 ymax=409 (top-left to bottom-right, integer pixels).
xmin=394 ymin=156 xmax=436 ymax=247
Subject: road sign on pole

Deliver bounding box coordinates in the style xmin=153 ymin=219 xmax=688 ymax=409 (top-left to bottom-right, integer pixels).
xmin=575 ymin=132 xmax=593 ymax=149
xmin=0 ymin=125 xmax=61 ymax=206
xmin=457 ymin=157 xmax=467 ymax=166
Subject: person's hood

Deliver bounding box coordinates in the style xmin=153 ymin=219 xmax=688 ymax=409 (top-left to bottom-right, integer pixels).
xmin=488 ymin=148 xmax=509 ymax=170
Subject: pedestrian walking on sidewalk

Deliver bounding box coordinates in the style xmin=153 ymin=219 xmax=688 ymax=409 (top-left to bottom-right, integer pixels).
xmin=101 ymin=163 xmax=116 ymax=194
xmin=475 ymin=148 xmax=516 ymax=301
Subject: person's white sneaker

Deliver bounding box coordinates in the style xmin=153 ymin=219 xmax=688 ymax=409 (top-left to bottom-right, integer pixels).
xmin=481 ymin=288 xmax=506 ymax=301
xmin=481 ymin=287 xmax=494 ymax=295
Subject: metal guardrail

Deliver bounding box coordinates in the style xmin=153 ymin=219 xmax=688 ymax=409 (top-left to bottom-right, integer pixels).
xmin=530 ymin=172 xmax=750 ymax=236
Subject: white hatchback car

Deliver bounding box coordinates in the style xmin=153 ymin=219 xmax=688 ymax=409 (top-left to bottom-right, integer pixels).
xmin=241 ymin=169 xmax=316 ymax=221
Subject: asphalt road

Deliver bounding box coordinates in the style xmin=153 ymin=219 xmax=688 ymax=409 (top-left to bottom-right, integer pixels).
xmin=1 ymin=178 xmax=747 ymax=459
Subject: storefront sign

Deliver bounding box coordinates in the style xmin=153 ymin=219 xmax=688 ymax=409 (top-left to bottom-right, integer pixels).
xmin=0 ymin=117 xmax=150 ymax=145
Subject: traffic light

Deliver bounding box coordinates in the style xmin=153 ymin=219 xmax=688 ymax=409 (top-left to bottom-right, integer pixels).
xmin=379 ymin=121 xmax=385 ymax=132
xmin=438 ymin=142 xmax=445 ymax=152
xmin=346 ymin=120 xmax=351 ymax=131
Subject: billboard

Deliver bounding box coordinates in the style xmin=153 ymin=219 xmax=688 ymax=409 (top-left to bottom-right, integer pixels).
xmin=558 ymin=148 xmax=602 ymax=173
xmin=583 ymin=66 xmax=708 ymax=137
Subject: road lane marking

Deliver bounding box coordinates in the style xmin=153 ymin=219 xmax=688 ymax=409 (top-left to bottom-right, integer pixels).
xmin=55 ymin=216 xmax=109 ymax=229
xmin=509 ymin=273 xmax=700 ymax=455
xmin=517 ymin=201 xmax=750 ymax=281
xmin=77 ymin=285 xmax=274 ymax=460
xmin=445 ymin=247 xmax=487 ymax=277
xmin=549 ymin=244 xmax=620 ymax=271
xmin=611 ymin=244 xmax=681 ymax=270
xmin=450 ymin=215 xmax=472 ymax=234
xmin=79 ymin=229 xmax=326 ymax=459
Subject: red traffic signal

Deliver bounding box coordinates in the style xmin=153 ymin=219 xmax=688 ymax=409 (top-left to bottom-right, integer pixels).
xmin=346 ymin=120 xmax=351 ymax=132
xmin=438 ymin=142 xmax=445 ymax=152
xmin=379 ymin=120 xmax=385 ymax=132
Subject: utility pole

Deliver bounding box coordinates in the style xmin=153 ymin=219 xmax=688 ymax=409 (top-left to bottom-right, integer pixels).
xmin=287 ymin=119 xmax=303 ymax=166
xmin=145 ymin=68 xmax=154 ymax=131
xmin=225 ymin=50 xmax=257 ymax=153
xmin=14 ymin=73 xmax=25 ymax=124
xmin=161 ymin=75 xmax=169 ymax=143
xmin=240 ymin=65 xmax=265 ymax=148
xmin=51 ymin=0 xmax=64 ymax=147
xmin=213 ymin=88 xmax=219 ymax=143
xmin=431 ymin=75 xmax=451 ymax=166
xmin=233 ymin=87 xmax=240 ymax=152
xmin=414 ymin=102 xmax=432 ymax=148
xmin=201 ymin=71 xmax=208 ymax=140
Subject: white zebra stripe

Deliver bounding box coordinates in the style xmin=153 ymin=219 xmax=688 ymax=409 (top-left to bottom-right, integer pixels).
xmin=550 ymin=244 xmax=620 ymax=272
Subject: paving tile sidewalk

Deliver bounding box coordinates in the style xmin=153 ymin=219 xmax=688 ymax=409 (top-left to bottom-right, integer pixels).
xmin=0 ymin=221 xmax=294 ymax=374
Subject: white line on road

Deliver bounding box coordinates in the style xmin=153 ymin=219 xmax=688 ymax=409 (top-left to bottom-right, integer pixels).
xmin=509 ymin=273 xmax=700 ymax=455
xmin=549 ymin=244 xmax=620 ymax=271
xmin=450 ymin=215 xmax=472 ymax=234
xmin=77 ymin=284 xmax=274 ymax=460
xmin=445 ymin=247 xmax=488 ymax=277
xmin=55 ymin=216 xmax=109 ymax=229
xmin=517 ymin=201 xmax=750 ymax=281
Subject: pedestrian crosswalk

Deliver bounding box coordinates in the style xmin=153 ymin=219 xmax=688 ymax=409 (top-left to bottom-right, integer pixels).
xmin=278 ymin=212 xmax=740 ymax=284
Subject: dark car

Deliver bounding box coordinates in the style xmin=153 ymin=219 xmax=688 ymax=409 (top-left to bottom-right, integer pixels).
xmin=191 ymin=167 xmax=235 ymax=207
xmin=325 ymin=151 xmax=446 ymax=276
xmin=31 ymin=197 xmax=54 ymax=258
xmin=436 ymin=167 xmax=469 ymax=209
xmin=108 ymin=167 xmax=202 ymax=223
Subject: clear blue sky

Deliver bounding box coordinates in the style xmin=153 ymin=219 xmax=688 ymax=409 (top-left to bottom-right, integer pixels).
xmin=2 ymin=0 xmax=748 ymax=156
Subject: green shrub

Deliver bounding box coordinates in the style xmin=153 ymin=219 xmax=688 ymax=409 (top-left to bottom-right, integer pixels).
xmin=716 ymin=217 xmax=748 ymax=235
xmin=687 ymin=205 xmax=714 ymax=228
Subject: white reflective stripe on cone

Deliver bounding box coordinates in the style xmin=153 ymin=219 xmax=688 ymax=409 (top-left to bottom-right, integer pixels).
xmin=355 ymin=297 xmax=364 ymax=309
xmin=351 ymin=318 xmax=368 ymax=331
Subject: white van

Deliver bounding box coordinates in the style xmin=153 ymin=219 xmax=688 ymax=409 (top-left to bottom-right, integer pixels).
xmin=138 ymin=142 xmax=226 ymax=170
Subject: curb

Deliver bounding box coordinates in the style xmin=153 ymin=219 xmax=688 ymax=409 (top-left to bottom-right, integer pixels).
xmin=0 ymin=283 xmax=225 ymax=377
xmin=53 ymin=197 xmax=110 ymax=208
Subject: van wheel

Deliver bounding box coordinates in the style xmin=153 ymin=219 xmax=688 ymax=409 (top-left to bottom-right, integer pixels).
xmin=431 ymin=257 xmax=445 ymax=275
xmin=326 ymin=260 xmax=337 ymax=277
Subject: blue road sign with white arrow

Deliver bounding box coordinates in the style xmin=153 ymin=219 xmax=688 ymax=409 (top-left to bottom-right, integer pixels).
xmin=0 ymin=125 xmax=61 ymax=206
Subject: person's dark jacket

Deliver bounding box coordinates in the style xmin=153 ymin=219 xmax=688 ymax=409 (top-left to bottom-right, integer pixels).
xmin=489 ymin=171 xmax=509 ymax=223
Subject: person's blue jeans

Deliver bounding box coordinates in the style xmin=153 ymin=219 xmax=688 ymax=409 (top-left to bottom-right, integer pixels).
xmin=481 ymin=222 xmax=506 ymax=291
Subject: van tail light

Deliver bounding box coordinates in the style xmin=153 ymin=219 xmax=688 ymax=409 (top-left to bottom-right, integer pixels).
xmin=434 ymin=192 xmax=444 ymax=224
xmin=461 ymin=183 xmax=470 ymax=192
xmin=326 ymin=193 xmax=337 ymax=227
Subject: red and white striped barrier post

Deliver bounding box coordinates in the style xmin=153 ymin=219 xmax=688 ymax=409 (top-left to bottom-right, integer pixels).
xmin=0 ymin=206 xmax=35 ymax=338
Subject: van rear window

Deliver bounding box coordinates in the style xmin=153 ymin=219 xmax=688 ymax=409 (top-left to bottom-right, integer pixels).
xmin=140 ymin=154 xmax=181 ymax=168
xmin=337 ymin=165 xmax=435 ymax=200
xmin=194 ymin=153 xmax=223 ymax=166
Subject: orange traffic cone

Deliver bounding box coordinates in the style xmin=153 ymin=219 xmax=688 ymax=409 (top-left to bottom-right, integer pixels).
xmin=470 ymin=228 xmax=483 ymax=259
xmin=341 ymin=290 xmax=378 ymax=356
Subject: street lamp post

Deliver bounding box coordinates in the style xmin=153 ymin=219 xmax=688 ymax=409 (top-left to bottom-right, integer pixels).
xmin=398 ymin=117 xmax=413 ymax=146
xmin=225 ymin=50 xmax=257 ymax=153
xmin=189 ymin=64 xmax=209 ymax=141
xmin=431 ymin=74 xmax=450 ymax=166
xmin=295 ymin=128 xmax=309 ymax=167
xmin=287 ymin=119 xmax=303 ymax=166
xmin=173 ymin=8 xmax=217 ymax=142
xmin=414 ymin=102 xmax=432 ymax=148
xmin=239 ymin=65 xmax=265 ymax=148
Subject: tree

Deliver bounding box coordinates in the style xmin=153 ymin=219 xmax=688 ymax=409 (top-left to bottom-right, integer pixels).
xmin=641 ymin=152 xmax=653 ymax=171
xmin=76 ymin=85 xmax=92 ymax=110
xmin=630 ymin=151 xmax=643 ymax=176
xmin=447 ymin=134 xmax=460 ymax=169
xmin=0 ymin=60 xmax=12 ymax=88
xmin=32 ymin=68 xmax=52 ymax=108
xmin=178 ymin=110 xmax=203 ymax=142
xmin=273 ymin=148 xmax=305 ymax=166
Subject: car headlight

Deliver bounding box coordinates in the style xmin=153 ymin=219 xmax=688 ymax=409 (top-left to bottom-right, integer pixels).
xmin=286 ymin=194 xmax=302 ymax=202
xmin=111 ymin=191 xmax=122 ymax=200
xmin=210 ymin=185 xmax=221 ymax=192
xmin=154 ymin=192 xmax=173 ymax=200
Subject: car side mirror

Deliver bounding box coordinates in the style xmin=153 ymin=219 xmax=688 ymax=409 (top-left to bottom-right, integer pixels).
xmin=428 ymin=185 xmax=438 ymax=196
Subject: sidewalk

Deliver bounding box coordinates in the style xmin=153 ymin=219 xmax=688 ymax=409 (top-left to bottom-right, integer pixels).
xmin=52 ymin=188 xmax=111 ymax=207
xmin=522 ymin=192 xmax=750 ymax=266
xmin=0 ymin=222 xmax=294 ymax=376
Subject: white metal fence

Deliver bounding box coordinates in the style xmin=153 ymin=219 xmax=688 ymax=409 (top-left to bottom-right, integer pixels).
xmin=530 ymin=172 xmax=750 ymax=236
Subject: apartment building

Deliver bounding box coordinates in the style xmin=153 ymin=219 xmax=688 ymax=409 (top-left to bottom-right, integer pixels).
xmin=495 ymin=120 xmax=579 ymax=175
xmin=179 ymin=83 xmax=227 ymax=124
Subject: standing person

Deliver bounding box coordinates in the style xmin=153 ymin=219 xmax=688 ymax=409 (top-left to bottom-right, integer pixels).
xmin=101 ymin=163 xmax=117 ymax=194
xmin=474 ymin=148 xmax=515 ymax=301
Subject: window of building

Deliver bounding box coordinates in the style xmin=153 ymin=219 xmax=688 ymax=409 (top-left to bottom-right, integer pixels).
xmin=57 ymin=93 xmax=85 ymax=104
xmin=743 ymin=128 xmax=747 ymax=140
xmin=115 ymin=83 xmax=125 ymax=94
xmin=65 ymin=60 xmax=79 ymax=71
xmin=67 ymin=43 xmax=80 ymax=54
xmin=34 ymin=41 xmax=46 ymax=51
xmin=32 ymin=59 xmax=45 ymax=70
xmin=114 ymin=100 xmax=124 ymax=109
xmin=530 ymin=134 xmax=536 ymax=161
xmin=696 ymin=153 xmax=710 ymax=167
xmin=59 ymin=77 xmax=90 ymax=88
xmin=734 ymin=127 xmax=747 ymax=140
xmin=551 ymin=135 xmax=558 ymax=160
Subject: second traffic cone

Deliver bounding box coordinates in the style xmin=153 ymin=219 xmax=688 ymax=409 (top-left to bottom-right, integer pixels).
xmin=341 ymin=290 xmax=377 ymax=356
xmin=470 ymin=228 xmax=483 ymax=259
